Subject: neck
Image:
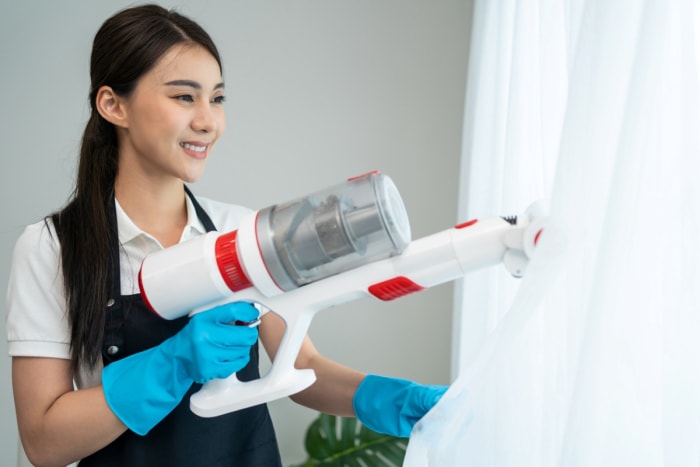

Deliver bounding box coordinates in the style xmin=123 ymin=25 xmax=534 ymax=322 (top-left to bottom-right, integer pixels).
xmin=114 ymin=175 xmax=188 ymax=247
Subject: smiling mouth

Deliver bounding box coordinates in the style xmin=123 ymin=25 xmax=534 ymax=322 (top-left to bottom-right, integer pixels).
xmin=180 ymin=142 xmax=207 ymax=153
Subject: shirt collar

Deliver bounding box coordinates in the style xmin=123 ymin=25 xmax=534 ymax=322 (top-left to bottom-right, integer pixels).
xmin=115 ymin=194 xmax=207 ymax=246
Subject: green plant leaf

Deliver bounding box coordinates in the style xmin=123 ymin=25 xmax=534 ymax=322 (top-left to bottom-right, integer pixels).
xmin=288 ymin=413 xmax=408 ymax=467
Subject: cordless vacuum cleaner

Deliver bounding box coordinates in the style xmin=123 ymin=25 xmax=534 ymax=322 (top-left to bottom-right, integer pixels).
xmin=138 ymin=172 xmax=545 ymax=417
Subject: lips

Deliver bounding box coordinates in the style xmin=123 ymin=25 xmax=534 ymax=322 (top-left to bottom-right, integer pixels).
xmin=180 ymin=142 xmax=207 ymax=152
xmin=180 ymin=141 xmax=209 ymax=158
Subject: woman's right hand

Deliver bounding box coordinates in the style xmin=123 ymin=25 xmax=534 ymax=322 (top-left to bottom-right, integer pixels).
xmin=171 ymin=301 xmax=260 ymax=383
xmin=102 ymin=301 xmax=260 ymax=435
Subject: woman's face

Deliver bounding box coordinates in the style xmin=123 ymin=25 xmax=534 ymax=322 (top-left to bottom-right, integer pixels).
xmin=117 ymin=43 xmax=226 ymax=184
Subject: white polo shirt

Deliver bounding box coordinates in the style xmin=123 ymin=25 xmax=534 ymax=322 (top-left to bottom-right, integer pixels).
xmin=5 ymin=194 xmax=252 ymax=387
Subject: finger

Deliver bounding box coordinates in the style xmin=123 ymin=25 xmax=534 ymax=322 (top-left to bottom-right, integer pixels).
xmin=226 ymin=326 xmax=259 ymax=346
xmin=217 ymin=355 xmax=251 ymax=375
xmin=214 ymin=302 xmax=260 ymax=324
xmin=208 ymin=325 xmax=259 ymax=347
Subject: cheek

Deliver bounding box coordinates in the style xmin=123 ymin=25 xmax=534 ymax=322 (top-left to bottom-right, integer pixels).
xmin=217 ymin=112 xmax=227 ymax=135
xmin=133 ymin=103 xmax=178 ymax=139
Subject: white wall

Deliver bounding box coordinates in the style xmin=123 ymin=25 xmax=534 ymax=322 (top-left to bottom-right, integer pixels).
xmin=0 ymin=1 xmax=471 ymax=465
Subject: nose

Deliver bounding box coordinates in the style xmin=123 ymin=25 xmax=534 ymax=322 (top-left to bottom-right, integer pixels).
xmin=191 ymin=102 xmax=218 ymax=133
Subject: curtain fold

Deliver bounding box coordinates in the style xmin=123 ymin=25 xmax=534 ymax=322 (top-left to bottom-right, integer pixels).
xmin=406 ymin=1 xmax=700 ymax=466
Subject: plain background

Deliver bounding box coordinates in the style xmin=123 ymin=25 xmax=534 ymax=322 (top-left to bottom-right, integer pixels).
xmin=0 ymin=1 xmax=472 ymax=465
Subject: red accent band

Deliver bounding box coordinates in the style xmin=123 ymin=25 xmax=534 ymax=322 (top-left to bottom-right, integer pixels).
xmin=455 ymin=219 xmax=478 ymax=229
xmin=368 ymin=276 xmax=425 ymax=301
xmin=534 ymin=228 xmax=544 ymax=245
xmin=348 ymin=170 xmax=380 ymax=181
xmin=215 ymin=231 xmax=253 ymax=292
xmin=138 ymin=264 xmax=163 ymax=318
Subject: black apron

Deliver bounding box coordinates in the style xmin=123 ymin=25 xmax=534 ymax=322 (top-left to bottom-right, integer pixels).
xmin=79 ymin=187 xmax=282 ymax=467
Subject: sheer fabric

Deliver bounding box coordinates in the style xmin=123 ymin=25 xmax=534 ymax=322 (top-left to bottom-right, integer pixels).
xmin=406 ymin=1 xmax=700 ymax=466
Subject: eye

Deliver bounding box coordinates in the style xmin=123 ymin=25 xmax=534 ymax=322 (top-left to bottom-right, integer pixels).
xmin=212 ymin=95 xmax=226 ymax=104
xmin=174 ymin=94 xmax=194 ymax=103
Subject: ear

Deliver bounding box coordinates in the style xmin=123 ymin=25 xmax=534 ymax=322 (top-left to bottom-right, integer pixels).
xmin=95 ymin=85 xmax=128 ymax=128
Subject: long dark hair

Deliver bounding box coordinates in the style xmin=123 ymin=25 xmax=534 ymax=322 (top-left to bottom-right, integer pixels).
xmin=50 ymin=4 xmax=222 ymax=372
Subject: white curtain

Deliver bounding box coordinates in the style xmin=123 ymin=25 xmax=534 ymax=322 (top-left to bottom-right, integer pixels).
xmin=406 ymin=1 xmax=700 ymax=466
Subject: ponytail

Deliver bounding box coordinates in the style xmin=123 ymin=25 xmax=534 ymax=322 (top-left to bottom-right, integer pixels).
xmin=51 ymin=112 xmax=118 ymax=371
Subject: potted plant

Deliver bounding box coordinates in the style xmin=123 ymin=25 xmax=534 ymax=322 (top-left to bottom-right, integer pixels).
xmin=289 ymin=413 xmax=408 ymax=466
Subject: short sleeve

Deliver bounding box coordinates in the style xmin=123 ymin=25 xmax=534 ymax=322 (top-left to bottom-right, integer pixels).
xmin=5 ymin=220 xmax=72 ymax=359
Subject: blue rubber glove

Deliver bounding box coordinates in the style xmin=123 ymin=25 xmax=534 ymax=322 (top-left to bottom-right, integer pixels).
xmin=353 ymin=374 xmax=448 ymax=437
xmin=102 ymin=302 xmax=259 ymax=435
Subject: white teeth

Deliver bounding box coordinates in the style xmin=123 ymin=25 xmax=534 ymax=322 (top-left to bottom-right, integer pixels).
xmin=181 ymin=142 xmax=206 ymax=152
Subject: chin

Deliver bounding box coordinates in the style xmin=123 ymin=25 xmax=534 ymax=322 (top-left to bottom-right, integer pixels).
xmin=182 ymin=174 xmax=204 ymax=184
xmin=181 ymin=165 xmax=207 ymax=184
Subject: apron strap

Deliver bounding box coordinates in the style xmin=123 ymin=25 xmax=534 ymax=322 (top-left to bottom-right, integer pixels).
xmin=103 ymin=194 xmax=124 ymax=364
xmin=102 ymin=186 xmax=218 ymax=364
xmin=184 ymin=185 xmax=217 ymax=233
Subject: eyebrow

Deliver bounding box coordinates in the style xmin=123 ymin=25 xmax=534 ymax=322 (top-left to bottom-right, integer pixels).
xmin=164 ymin=79 xmax=225 ymax=90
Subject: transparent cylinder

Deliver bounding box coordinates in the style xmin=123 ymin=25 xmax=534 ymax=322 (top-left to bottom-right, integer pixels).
xmin=255 ymin=172 xmax=411 ymax=291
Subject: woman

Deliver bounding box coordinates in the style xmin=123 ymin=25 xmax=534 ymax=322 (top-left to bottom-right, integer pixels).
xmin=6 ymin=5 xmax=446 ymax=466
